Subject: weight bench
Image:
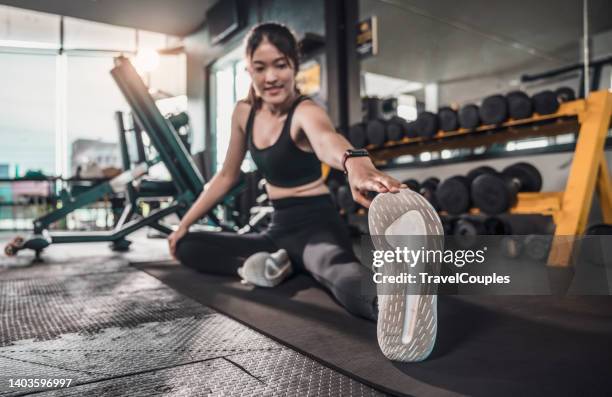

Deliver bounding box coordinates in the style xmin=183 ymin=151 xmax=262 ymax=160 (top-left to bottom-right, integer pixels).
xmin=4 ymin=56 xmax=236 ymax=260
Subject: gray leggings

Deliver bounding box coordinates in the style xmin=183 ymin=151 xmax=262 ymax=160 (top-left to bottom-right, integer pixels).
xmin=175 ymin=194 xmax=377 ymax=320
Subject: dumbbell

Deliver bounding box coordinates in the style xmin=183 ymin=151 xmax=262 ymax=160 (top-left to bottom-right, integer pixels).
xmin=4 ymin=236 xmax=24 ymax=256
xmin=458 ymin=104 xmax=480 ymax=129
xmin=532 ymin=90 xmax=559 ymax=115
xmin=415 ymin=111 xmax=439 ymax=138
xmin=452 ymin=218 xmax=485 ymax=248
xmin=453 ymin=216 xmax=512 ymax=249
xmin=438 ymin=107 xmax=459 ymax=132
xmin=405 ymin=120 xmax=419 ymax=138
xmin=479 ymin=94 xmax=509 ymax=125
xmin=524 ymin=234 xmax=552 ymax=262
xmin=436 ymin=175 xmax=471 ymax=215
xmin=455 ymin=216 xmax=511 ymax=235
xmin=532 ymin=87 xmax=576 ymax=116
xmin=466 ymin=165 xmax=497 ymax=184
xmin=471 ymin=162 xmax=542 ymax=214
xmin=366 ymin=119 xmax=387 ymax=147
xmin=402 ymin=178 xmax=420 ymax=192
xmin=555 ymin=86 xmax=575 ymax=102
xmin=386 ymin=116 xmax=408 ymax=142
xmin=501 ymin=236 xmax=524 ymax=259
xmin=348 ymin=123 xmax=367 ymax=148
xmin=441 ymin=216 xmax=458 ymax=235
xmin=483 ymin=216 xmax=512 ymax=235
xmin=501 ymin=234 xmax=554 ymax=262
xmin=506 ymin=91 xmax=533 ymax=120
xmin=437 ymin=166 xmax=498 ymax=215
xmin=419 ymin=177 xmax=440 ymax=210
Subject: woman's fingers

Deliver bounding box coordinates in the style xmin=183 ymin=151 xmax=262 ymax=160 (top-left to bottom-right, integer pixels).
xmin=375 ymin=173 xmax=404 ymax=192
xmin=359 ymin=179 xmax=388 ymax=193
xmin=353 ymin=190 xmax=372 ymax=208
xmin=353 ymin=180 xmax=386 ymax=207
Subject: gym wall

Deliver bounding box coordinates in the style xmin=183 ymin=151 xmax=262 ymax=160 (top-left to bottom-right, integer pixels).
xmin=359 ymin=0 xmax=612 ymax=106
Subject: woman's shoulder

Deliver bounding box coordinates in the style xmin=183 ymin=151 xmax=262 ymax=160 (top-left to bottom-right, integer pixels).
xmin=294 ymin=97 xmax=325 ymax=118
xmin=233 ymin=100 xmax=253 ymax=132
xmin=234 ymin=99 xmax=253 ymax=114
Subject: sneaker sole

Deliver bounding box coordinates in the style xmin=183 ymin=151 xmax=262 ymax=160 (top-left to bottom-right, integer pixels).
xmin=368 ymin=188 xmax=444 ymax=362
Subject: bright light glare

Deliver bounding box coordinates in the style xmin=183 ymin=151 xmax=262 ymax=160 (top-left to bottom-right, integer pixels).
xmin=420 ymin=152 xmax=432 ymax=162
xmin=134 ymin=49 xmax=160 ymax=73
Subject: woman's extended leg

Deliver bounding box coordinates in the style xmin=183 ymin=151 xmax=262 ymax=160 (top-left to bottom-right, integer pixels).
xmin=301 ymin=229 xmax=378 ymax=320
xmin=293 ymin=218 xmax=378 ymax=321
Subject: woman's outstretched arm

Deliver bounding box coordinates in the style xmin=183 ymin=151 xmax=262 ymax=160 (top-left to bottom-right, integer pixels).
xmin=296 ymin=101 xmax=406 ymax=207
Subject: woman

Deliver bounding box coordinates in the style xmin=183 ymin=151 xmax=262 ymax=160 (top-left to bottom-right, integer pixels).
xmin=169 ymin=23 xmax=441 ymax=362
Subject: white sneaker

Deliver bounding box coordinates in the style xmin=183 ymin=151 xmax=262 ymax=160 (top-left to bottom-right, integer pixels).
xmin=368 ymin=188 xmax=444 ymax=362
xmin=238 ymin=249 xmax=293 ymax=288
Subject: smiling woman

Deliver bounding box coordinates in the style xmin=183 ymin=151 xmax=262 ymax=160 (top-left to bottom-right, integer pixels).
xmin=168 ymin=21 xmax=429 ymax=364
xmin=244 ymin=23 xmax=301 ymax=108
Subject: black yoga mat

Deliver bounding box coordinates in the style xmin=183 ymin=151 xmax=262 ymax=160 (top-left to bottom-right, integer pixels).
xmin=135 ymin=261 xmax=612 ymax=397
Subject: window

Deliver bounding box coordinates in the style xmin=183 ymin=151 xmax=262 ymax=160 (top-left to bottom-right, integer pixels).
xmin=0 ymin=52 xmax=56 ymax=175
xmin=211 ymin=48 xmax=253 ymax=173
xmin=0 ymin=5 xmax=186 ymax=230
xmin=0 ymin=5 xmax=185 ymax=178
xmin=65 ymin=55 xmax=130 ymax=175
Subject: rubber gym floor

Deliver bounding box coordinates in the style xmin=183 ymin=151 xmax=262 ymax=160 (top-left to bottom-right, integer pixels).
xmin=1 ymin=231 xmax=611 ymax=396
xmin=0 ymin=230 xmax=387 ymax=396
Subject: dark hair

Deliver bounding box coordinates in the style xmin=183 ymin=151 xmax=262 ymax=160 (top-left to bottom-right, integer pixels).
xmin=244 ymin=22 xmax=300 ymax=106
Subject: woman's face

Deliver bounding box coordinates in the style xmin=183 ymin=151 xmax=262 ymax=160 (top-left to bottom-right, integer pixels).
xmin=248 ymin=39 xmax=296 ymax=106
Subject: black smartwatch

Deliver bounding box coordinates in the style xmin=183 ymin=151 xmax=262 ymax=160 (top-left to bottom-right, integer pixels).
xmin=342 ymin=149 xmax=370 ymax=175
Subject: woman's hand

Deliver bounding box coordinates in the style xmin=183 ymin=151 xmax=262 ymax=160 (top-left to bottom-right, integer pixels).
xmin=346 ymin=157 xmax=407 ymax=208
xmin=168 ymin=225 xmax=188 ymax=260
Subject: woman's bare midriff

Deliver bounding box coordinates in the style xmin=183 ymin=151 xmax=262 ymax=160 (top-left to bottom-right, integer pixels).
xmin=265 ymin=177 xmax=331 ymax=200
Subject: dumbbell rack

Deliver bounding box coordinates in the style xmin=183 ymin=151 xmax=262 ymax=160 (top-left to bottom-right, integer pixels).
xmin=368 ymin=90 xmax=612 ymax=267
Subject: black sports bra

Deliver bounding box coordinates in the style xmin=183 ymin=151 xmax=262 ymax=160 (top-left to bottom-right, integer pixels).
xmin=246 ymin=96 xmax=322 ymax=188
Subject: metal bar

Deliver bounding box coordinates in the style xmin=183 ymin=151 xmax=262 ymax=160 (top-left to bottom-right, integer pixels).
xmin=548 ymin=90 xmax=612 ymax=266
xmin=114 ymin=203 xmax=136 ymax=229
xmin=111 ymin=57 xmax=202 ymax=198
xmin=34 ymin=183 xmax=114 ymax=231
xmin=49 ymin=203 xmax=181 ymax=243
xmin=325 ymin=0 xmax=343 ymax=128
xmin=344 ymin=0 xmax=361 ymax=128
xmin=325 ymin=0 xmax=360 ymax=131
xmin=133 ymin=115 xmax=147 ymax=164
xmin=520 ymin=55 xmax=612 ymax=83
xmin=116 ymin=111 xmax=137 ymax=205
xmin=111 ymin=61 xmax=189 ymax=194
xmin=148 ymin=222 xmax=174 ymax=236
xmin=116 ymin=111 xmax=131 ymax=171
